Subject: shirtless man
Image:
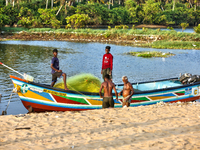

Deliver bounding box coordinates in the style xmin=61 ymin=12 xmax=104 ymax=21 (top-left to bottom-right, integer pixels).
xmin=118 ymin=76 xmax=134 ymax=107
xmin=99 ymin=74 xmax=118 ymax=108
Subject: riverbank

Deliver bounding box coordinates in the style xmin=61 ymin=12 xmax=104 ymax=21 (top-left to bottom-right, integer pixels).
xmin=0 ymin=102 xmax=200 ymax=149
xmin=0 ymin=28 xmax=200 ymax=50
xmin=84 ymin=24 xmax=168 ymax=29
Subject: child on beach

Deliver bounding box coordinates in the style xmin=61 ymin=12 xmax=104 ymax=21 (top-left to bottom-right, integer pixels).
xmin=50 ymin=49 xmax=69 ymax=90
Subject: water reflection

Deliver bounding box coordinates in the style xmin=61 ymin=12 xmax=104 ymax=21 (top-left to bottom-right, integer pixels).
xmin=0 ymin=41 xmax=200 ymax=115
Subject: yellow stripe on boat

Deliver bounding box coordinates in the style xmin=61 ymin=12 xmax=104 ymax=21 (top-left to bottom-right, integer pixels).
xmin=86 ymin=99 xmax=103 ymax=105
xmin=86 ymin=99 xmax=119 ymax=105
xmin=148 ymin=96 xmax=175 ymax=100
xmin=18 ymin=89 xmax=53 ymax=102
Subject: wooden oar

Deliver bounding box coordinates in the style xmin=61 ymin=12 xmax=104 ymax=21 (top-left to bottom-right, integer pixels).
xmin=0 ymin=62 xmax=34 ymax=82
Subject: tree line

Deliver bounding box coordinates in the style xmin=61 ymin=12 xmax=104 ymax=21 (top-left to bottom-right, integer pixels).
xmin=0 ymin=0 xmax=200 ymax=29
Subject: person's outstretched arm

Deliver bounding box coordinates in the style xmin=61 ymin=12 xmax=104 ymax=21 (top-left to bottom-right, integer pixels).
xmin=118 ymin=89 xmax=123 ymax=96
xmin=129 ymin=83 xmax=134 ymax=96
xmin=113 ymin=85 xmax=118 ymax=101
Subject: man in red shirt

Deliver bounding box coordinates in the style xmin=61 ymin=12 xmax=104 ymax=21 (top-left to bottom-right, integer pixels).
xmin=101 ymin=46 xmax=113 ymax=80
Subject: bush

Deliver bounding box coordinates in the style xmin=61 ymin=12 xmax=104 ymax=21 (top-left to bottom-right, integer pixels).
xmin=17 ymin=7 xmax=34 ymax=28
xmin=104 ymin=32 xmax=111 ymax=38
xmin=17 ymin=17 xmax=33 ymax=28
xmin=32 ymin=18 xmax=43 ymax=28
xmin=66 ymin=14 xmax=90 ymax=29
xmin=38 ymin=8 xmax=61 ymax=29
xmin=0 ymin=14 xmax=11 ymax=27
xmin=108 ymin=26 xmax=111 ymax=30
xmin=194 ymin=24 xmax=200 ymax=33
xmin=142 ymin=27 xmax=148 ymax=32
xmin=180 ymin=23 xmax=189 ymax=32
xmin=115 ymin=25 xmax=123 ymax=29
xmin=123 ymin=25 xmax=129 ymax=29
xmin=65 ymin=24 xmax=71 ymax=29
xmin=167 ymin=26 xmax=174 ymax=30
xmin=0 ymin=5 xmax=19 ymax=26
xmin=132 ymin=25 xmax=135 ymax=30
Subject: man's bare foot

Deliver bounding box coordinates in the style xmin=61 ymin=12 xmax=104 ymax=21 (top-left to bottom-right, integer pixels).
xmin=65 ymin=88 xmax=69 ymax=91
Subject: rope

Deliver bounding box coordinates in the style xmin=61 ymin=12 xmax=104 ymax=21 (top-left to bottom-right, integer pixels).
xmin=2 ymin=86 xmax=16 ymax=115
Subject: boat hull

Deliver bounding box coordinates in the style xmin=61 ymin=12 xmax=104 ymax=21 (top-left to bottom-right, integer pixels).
xmin=10 ymin=75 xmax=200 ymax=112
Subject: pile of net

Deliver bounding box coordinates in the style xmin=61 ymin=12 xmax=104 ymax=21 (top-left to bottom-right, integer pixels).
xmin=54 ymin=73 xmax=101 ymax=93
xmin=179 ymin=73 xmax=200 ymax=84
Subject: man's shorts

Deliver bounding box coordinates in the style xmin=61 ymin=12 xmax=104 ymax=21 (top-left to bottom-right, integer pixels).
xmin=52 ymin=72 xmax=63 ymax=82
xmin=123 ymin=95 xmax=132 ymax=103
xmin=102 ymin=97 xmax=114 ymax=108
xmin=102 ymin=68 xmax=112 ymax=80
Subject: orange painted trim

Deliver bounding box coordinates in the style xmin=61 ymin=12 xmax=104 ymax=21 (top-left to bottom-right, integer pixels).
xmin=9 ymin=75 xmax=28 ymax=83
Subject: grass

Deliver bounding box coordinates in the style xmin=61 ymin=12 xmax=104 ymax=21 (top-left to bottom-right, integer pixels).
xmin=26 ymin=28 xmax=200 ymax=41
xmin=1 ymin=27 xmax=200 ymax=50
xmin=126 ymin=51 xmax=175 ymax=58
xmin=0 ymin=27 xmax=28 ymax=32
xmin=150 ymin=41 xmax=200 ymax=49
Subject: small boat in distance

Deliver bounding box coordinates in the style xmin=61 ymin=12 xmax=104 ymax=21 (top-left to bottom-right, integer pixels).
xmin=10 ymin=75 xmax=200 ymax=112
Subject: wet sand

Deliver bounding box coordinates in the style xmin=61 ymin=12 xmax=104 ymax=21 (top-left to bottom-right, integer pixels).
xmin=0 ymin=102 xmax=200 ymax=150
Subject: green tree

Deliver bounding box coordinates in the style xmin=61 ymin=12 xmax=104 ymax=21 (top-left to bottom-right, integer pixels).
xmin=0 ymin=5 xmax=19 ymax=26
xmin=180 ymin=23 xmax=189 ymax=32
xmin=163 ymin=3 xmax=196 ymax=26
xmin=108 ymin=7 xmax=129 ymax=25
xmin=38 ymin=8 xmax=61 ymax=28
xmin=142 ymin=0 xmax=166 ymax=24
xmin=124 ymin=0 xmax=143 ymax=24
xmin=75 ymin=3 xmax=108 ymax=25
xmin=17 ymin=7 xmax=34 ymax=28
xmin=66 ymin=14 xmax=90 ymax=28
xmin=194 ymin=24 xmax=200 ymax=33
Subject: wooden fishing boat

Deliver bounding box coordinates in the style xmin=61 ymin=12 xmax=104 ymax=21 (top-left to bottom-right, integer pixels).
xmin=10 ymin=75 xmax=200 ymax=112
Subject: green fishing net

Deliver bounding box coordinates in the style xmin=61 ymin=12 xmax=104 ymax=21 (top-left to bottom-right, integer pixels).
xmin=54 ymin=73 xmax=102 ymax=93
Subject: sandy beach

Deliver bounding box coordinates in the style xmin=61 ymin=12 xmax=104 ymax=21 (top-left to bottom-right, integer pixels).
xmin=1 ymin=102 xmax=200 ymax=150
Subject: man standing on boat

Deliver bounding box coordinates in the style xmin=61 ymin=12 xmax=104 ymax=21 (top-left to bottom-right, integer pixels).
xmin=118 ymin=76 xmax=134 ymax=107
xmin=51 ymin=49 xmax=69 ymax=90
xmin=99 ymin=74 xmax=118 ymax=108
xmin=101 ymin=46 xmax=113 ymax=81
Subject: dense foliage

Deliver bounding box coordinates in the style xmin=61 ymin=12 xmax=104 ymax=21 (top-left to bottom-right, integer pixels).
xmin=0 ymin=0 xmax=200 ymax=30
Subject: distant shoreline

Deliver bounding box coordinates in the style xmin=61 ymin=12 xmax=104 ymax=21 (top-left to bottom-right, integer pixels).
xmin=83 ymin=24 xmax=196 ymax=29
xmin=83 ymin=24 xmax=168 ymax=29
xmin=0 ymin=28 xmax=199 ymax=50
xmin=3 ymin=24 xmax=196 ymax=29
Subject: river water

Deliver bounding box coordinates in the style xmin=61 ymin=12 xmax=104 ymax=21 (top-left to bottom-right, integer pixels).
xmin=0 ymin=41 xmax=200 ymax=115
xmin=160 ymin=28 xmax=194 ymax=33
xmin=100 ymin=28 xmax=195 ymax=33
